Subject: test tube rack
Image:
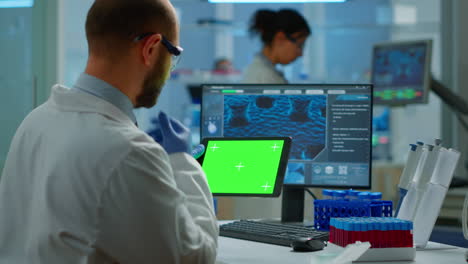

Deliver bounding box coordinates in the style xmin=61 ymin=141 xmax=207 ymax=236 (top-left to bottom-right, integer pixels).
xmin=329 ymin=217 xmax=413 ymax=248
xmin=314 ymin=199 xmax=393 ymax=231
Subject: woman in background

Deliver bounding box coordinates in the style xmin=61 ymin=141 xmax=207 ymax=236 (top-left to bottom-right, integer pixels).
xmin=234 ymin=9 xmax=311 ymax=221
xmin=243 ymin=9 xmax=311 ymax=83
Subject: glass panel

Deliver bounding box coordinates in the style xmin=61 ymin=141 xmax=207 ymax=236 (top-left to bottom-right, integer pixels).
xmin=0 ymin=7 xmax=33 ymax=170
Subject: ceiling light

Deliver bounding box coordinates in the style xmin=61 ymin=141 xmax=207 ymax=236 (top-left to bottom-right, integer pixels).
xmin=0 ymin=0 xmax=34 ymax=8
xmin=208 ymin=0 xmax=346 ymax=3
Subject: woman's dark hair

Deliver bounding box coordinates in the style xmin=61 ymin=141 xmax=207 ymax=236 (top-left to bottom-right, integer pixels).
xmin=249 ymin=9 xmax=311 ymax=45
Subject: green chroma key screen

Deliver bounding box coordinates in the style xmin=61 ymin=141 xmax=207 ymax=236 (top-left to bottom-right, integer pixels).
xmin=199 ymin=137 xmax=291 ymax=196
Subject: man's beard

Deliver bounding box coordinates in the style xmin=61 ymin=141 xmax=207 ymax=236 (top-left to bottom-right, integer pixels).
xmin=135 ymin=59 xmax=169 ymax=108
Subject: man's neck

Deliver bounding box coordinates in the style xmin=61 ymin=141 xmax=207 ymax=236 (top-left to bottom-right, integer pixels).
xmin=84 ymin=59 xmax=140 ymax=107
xmin=262 ymin=47 xmax=279 ymax=65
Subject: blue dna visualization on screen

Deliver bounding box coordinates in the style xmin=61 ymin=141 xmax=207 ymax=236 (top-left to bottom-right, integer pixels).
xmin=201 ymin=84 xmax=373 ymax=188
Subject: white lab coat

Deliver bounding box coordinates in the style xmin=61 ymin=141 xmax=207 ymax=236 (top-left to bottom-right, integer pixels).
xmin=242 ymin=53 xmax=288 ymax=84
xmin=236 ymin=54 xmax=287 ymax=220
xmin=0 ymin=85 xmax=218 ymax=263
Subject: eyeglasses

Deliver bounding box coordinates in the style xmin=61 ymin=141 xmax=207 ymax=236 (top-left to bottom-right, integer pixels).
xmin=133 ymin=32 xmax=183 ymax=71
xmin=285 ymin=34 xmax=305 ymax=50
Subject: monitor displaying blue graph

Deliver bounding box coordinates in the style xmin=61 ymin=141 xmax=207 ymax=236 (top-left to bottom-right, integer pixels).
xmin=201 ymin=84 xmax=373 ymax=188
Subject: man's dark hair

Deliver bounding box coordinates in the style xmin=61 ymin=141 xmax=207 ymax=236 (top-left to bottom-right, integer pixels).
xmin=85 ymin=0 xmax=176 ymax=58
xmin=249 ymin=9 xmax=311 ymax=45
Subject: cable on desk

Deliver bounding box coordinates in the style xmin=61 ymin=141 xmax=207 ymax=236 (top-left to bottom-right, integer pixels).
xmin=305 ymin=189 xmax=317 ymax=200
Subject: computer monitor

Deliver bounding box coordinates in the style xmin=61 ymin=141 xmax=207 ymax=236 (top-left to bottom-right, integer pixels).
xmin=187 ymin=84 xmax=202 ymax=104
xmin=201 ymin=84 xmax=373 ymax=222
xmin=371 ymin=39 xmax=432 ymax=105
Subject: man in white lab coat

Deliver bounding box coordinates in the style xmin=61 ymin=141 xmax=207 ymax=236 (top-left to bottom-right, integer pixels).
xmin=0 ymin=0 xmax=218 ymax=263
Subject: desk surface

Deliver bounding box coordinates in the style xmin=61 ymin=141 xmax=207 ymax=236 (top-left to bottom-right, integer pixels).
xmin=216 ymin=236 xmax=467 ymax=264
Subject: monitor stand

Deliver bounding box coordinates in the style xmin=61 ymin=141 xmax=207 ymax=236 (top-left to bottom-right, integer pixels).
xmin=280 ymin=186 xmax=311 ymax=226
xmin=254 ymin=186 xmax=314 ymax=227
xmin=431 ymin=77 xmax=468 ymax=115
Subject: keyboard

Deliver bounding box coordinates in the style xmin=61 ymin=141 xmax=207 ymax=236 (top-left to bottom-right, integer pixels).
xmin=219 ymin=220 xmax=329 ymax=247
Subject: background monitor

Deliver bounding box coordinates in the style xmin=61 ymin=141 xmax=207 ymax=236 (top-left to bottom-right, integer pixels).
xmin=201 ymin=84 xmax=373 ymax=189
xmin=371 ymin=39 xmax=432 ymax=105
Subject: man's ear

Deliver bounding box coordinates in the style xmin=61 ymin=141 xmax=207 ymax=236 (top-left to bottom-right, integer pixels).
xmin=141 ymin=34 xmax=162 ymax=67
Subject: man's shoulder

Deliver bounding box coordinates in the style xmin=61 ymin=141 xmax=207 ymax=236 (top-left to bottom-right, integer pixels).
xmin=105 ymin=123 xmax=167 ymax=161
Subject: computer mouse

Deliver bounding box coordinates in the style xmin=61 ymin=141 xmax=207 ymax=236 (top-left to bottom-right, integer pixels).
xmin=291 ymin=237 xmax=326 ymax=252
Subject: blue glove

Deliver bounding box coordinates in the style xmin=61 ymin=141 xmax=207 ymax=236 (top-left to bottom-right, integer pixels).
xmin=192 ymin=144 xmax=206 ymax=159
xmin=153 ymin=111 xmax=191 ymax=154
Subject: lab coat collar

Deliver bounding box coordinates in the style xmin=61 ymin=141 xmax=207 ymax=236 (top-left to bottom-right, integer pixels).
xmin=257 ymin=52 xmax=276 ymax=69
xmin=73 ymin=73 xmax=137 ymax=124
xmin=256 ymin=52 xmax=286 ymax=79
xmin=49 ymin=84 xmax=136 ymax=127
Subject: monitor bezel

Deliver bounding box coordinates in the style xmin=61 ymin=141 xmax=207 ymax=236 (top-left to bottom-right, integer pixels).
xmin=200 ymin=83 xmax=373 ymax=190
xmin=198 ymin=136 xmax=292 ymax=197
xmin=371 ymin=39 xmax=433 ymax=106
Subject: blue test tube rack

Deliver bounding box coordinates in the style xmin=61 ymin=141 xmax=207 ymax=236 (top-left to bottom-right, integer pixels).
xmin=314 ymin=199 xmax=393 ymax=231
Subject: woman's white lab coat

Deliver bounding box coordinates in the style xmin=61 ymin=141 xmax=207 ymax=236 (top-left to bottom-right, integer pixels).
xmin=242 ymin=53 xmax=288 ymax=84
xmin=0 ymin=85 xmax=218 ymax=263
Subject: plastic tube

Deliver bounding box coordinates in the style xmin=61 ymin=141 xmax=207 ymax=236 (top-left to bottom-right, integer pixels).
xmin=370 ymin=192 xmax=382 ymax=200
xmin=358 ymin=192 xmax=370 ymax=202
xmin=323 ymin=189 xmax=333 ymax=200
xmin=333 ymin=190 xmax=346 ymax=200
xmin=347 ymin=190 xmax=360 ymax=201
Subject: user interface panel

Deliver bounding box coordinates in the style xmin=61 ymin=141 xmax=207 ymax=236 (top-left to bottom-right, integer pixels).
xmin=201 ymin=84 xmax=373 ymax=188
xmin=372 ymin=40 xmax=432 ymax=105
